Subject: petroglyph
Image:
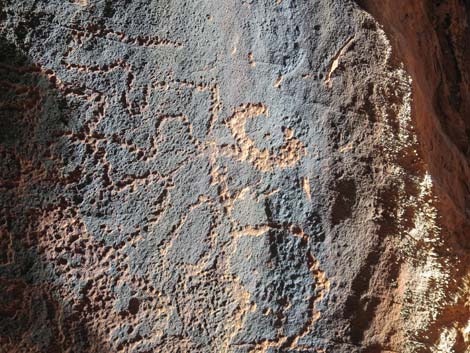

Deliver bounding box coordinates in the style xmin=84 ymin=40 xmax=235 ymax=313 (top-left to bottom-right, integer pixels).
xmin=2 ymin=1 xmax=462 ymax=353
xmin=224 ymin=103 xmax=306 ymax=172
xmin=325 ymin=36 xmax=355 ymax=88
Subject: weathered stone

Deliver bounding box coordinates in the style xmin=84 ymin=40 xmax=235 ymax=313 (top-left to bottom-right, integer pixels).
xmin=0 ymin=1 xmax=469 ymax=352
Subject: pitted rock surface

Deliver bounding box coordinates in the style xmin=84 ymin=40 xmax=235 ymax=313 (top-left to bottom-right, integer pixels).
xmin=1 ymin=1 xmax=470 ymax=353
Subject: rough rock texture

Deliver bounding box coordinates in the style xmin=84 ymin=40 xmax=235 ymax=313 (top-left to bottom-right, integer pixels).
xmin=0 ymin=1 xmax=469 ymax=353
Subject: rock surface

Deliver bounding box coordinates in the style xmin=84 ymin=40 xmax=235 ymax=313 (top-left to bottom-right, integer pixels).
xmin=0 ymin=1 xmax=469 ymax=352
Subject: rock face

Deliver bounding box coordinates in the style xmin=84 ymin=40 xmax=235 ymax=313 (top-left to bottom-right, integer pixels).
xmin=0 ymin=1 xmax=469 ymax=352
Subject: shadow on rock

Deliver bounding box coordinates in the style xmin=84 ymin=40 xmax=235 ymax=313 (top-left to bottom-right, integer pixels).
xmin=0 ymin=35 xmax=105 ymax=353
